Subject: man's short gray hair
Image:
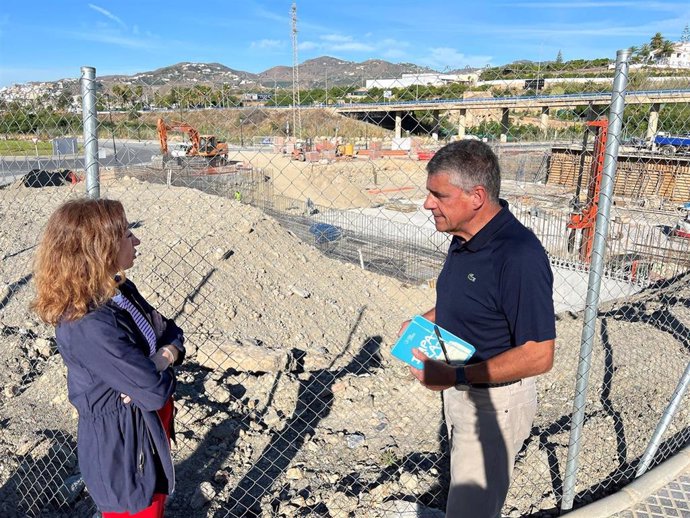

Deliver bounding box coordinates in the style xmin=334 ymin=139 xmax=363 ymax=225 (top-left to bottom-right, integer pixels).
xmin=426 ymin=140 xmax=501 ymax=202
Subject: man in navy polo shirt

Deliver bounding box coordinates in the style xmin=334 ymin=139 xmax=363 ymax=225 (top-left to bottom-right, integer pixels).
xmin=403 ymin=139 xmax=556 ymax=518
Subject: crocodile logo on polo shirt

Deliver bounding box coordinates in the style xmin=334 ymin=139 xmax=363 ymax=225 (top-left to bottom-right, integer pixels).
xmin=467 ymin=273 xmax=476 ymax=282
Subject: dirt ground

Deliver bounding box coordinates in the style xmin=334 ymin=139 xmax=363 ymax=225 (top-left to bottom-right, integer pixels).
xmin=0 ymin=175 xmax=688 ymax=518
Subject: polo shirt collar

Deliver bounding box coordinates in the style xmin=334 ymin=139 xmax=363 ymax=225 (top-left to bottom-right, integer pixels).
xmin=450 ymin=199 xmax=511 ymax=252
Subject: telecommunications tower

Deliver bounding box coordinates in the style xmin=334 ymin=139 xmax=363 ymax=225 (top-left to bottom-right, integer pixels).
xmin=291 ymin=2 xmax=302 ymax=139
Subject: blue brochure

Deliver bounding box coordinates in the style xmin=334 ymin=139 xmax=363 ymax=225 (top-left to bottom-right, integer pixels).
xmin=392 ymin=315 xmax=475 ymax=368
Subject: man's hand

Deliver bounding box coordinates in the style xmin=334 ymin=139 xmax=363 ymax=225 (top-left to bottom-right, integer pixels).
xmin=409 ymin=349 xmax=457 ymax=391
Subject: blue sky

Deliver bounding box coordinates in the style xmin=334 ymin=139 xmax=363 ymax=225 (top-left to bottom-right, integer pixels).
xmin=1 ymin=1 xmax=688 ymax=87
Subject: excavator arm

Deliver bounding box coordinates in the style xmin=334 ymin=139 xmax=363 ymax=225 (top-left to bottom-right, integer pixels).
xmin=156 ymin=117 xmax=227 ymax=166
xmin=157 ymin=118 xmax=201 ymax=155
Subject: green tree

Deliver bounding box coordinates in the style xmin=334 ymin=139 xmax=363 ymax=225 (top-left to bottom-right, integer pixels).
xmin=556 ymin=50 xmax=563 ymax=64
xmin=111 ymin=84 xmax=133 ymax=109
xmin=651 ymin=32 xmax=664 ymax=50
xmin=638 ymin=43 xmax=652 ymax=63
xmin=55 ymin=92 xmax=72 ymax=111
xmin=659 ymin=39 xmax=675 ymax=57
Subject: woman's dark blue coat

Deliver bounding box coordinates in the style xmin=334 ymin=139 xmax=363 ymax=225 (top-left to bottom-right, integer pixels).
xmin=55 ymin=279 xmax=184 ymax=514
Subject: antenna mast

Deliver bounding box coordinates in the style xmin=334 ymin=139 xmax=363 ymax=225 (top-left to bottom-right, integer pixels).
xmin=291 ymin=2 xmax=301 ymax=139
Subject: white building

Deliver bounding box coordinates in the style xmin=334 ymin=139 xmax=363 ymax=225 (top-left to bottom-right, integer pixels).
xmin=366 ymin=72 xmax=478 ymax=90
xmin=654 ymin=41 xmax=690 ymax=69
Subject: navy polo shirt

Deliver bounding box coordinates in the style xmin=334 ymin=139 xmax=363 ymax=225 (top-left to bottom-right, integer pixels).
xmin=435 ymin=199 xmax=556 ymax=364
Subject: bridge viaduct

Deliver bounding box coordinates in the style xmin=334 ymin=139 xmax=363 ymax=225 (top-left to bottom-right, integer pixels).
xmin=333 ymin=89 xmax=690 ymax=140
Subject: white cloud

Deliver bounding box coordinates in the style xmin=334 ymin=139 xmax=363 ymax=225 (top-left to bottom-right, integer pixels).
xmin=420 ymin=48 xmax=494 ymax=70
xmin=251 ymin=39 xmax=285 ymax=50
xmin=60 ymin=29 xmax=163 ymax=51
xmin=298 ymin=41 xmax=319 ymax=51
xmin=381 ymin=38 xmax=410 ymax=49
xmin=330 ymin=42 xmax=375 ymax=52
xmin=321 ymin=34 xmax=353 ymax=43
xmin=382 ymin=49 xmax=408 ymax=60
xmin=88 ymin=4 xmax=127 ymax=30
xmin=297 ymin=34 xmax=409 ymax=56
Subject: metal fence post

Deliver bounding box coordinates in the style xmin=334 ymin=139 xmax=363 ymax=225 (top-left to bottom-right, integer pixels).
xmin=560 ymin=49 xmax=630 ymax=513
xmin=80 ymin=66 xmax=100 ymax=199
xmin=636 ymin=361 xmax=690 ymax=477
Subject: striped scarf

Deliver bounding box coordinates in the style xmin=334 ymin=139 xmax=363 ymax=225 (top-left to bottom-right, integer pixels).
xmin=113 ymin=292 xmax=157 ymax=357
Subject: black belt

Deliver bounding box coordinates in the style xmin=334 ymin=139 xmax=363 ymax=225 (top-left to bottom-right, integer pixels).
xmin=471 ymin=380 xmax=521 ymax=389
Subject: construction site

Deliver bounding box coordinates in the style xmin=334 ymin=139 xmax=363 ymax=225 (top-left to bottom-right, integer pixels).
xmin=3 ymin=111 xmax=690 ymax=516
xmin=107 ymin=108 xmax=690 ymax=305
xmin=1 ymin=9 xmax=689 ymax=515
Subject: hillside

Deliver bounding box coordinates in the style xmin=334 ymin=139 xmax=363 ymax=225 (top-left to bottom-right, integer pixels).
xmin=258 ymin=56 xmax=435 ymax=87
xmin=99 ymin=62 xmax=259 ymax=87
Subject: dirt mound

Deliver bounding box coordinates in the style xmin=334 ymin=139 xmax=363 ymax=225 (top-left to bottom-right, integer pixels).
xmin=0 ymin=179 xmax=688 ymax=517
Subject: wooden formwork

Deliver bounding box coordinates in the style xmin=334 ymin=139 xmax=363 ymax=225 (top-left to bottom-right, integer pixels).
xmin=547 ymin=147 xmax=690 ymax=203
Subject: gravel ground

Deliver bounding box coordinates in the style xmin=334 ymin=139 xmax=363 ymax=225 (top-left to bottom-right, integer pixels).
xmin=0 ymin=178 xmax=688 ymax=517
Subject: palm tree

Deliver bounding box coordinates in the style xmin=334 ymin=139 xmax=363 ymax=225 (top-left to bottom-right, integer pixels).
xmin=651 ymin=32 xmax=664 ymax=50
xmin=639 ymin=43 xmax=652 ymax=64
xmin=659 ymin=40 xmax=676 ymax=57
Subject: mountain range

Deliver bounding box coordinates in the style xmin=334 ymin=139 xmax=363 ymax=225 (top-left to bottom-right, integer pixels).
xmin=96 ymin=56 xmax=450 ymax=91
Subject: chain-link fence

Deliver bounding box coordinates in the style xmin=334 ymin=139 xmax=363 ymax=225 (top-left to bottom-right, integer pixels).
xmin=0 ymin=48 xmax=689 ymax=518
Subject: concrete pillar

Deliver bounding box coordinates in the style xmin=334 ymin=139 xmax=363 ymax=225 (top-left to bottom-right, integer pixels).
xmin=432 ymin=111 xmax=441 ymax=140
xmin=457 ymin=109 xmax=467 ymax=139
xmin=500 ymin=108 xmax=510 ymax=143
xmin=540 ymin=106 xmax=550 ymax=137
xmin=647 ymin=103 xmax=660 ymax=139
xmin=395 ymin=112 xmax=402 ymax=139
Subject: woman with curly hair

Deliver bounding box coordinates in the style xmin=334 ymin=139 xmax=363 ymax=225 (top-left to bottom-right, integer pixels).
xmin=33 ymin=198 xmax=185 ymax=518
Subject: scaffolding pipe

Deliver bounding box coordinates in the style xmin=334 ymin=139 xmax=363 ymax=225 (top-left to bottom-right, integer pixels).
xmin=560 ymin=49 xmax=630 ymax=512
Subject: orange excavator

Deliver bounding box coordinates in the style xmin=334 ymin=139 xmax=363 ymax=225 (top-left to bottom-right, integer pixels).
xmin=157 ymin=118 xmax=228 ymax=165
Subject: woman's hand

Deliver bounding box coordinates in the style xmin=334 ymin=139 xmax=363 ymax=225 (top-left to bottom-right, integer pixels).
xmin=151 ymin=310 xmax=167 ymax=339
xmin=151 ymin=345 xmax=178 ymax=371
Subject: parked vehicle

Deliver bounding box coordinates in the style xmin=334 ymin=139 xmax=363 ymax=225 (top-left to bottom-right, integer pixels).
xmin=652 ymin=132 xmax=690 ymax=155
xmin=169 ymin=142 xmax=192 ymax=158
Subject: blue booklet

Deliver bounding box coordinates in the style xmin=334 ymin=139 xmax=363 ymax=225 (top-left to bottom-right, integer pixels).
xmin=392 ymin=315 xmax=475 ymax=368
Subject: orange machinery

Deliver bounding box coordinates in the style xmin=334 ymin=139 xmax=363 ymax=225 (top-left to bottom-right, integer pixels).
xmin=567 ymin=119 xmax=608 ymax=263
xmin=156 ymin=118 xmax=228 ymax=165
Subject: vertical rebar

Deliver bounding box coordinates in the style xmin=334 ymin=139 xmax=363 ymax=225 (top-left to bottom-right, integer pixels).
xmin=80 ymin=66 xmax=100 ymax=199
xmin=560 ymin=49 xmax=630 ymax=513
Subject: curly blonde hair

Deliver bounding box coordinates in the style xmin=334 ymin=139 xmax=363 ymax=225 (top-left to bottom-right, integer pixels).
xmin=32 ymin=198 xmax=128 ymax=324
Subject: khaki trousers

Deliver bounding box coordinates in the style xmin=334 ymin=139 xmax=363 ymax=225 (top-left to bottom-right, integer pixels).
xmin=443 ymin=378 xmax=537 ymax=518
